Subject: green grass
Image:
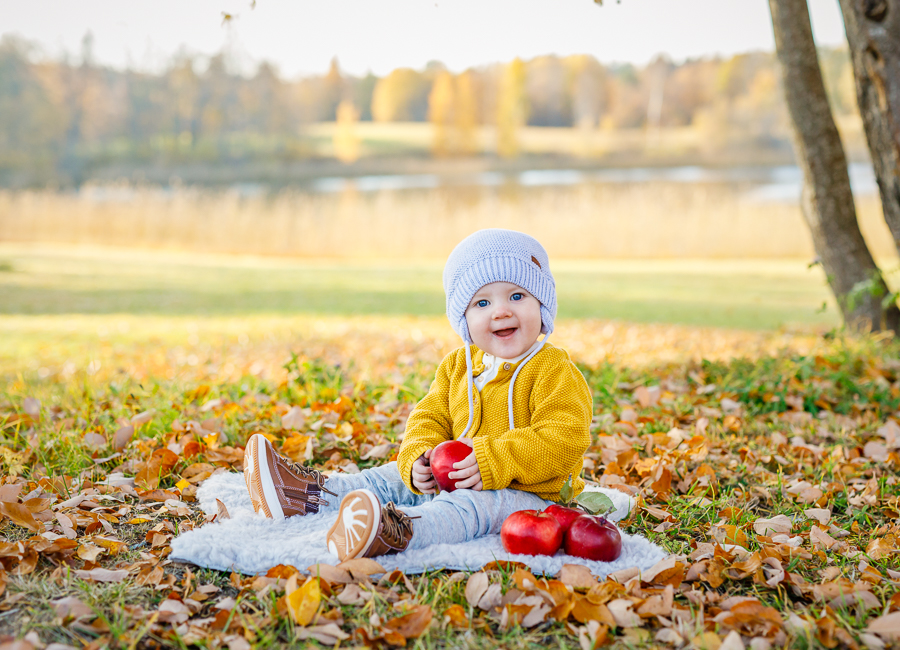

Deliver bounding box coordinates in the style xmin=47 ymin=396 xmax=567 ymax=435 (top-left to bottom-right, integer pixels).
xmin=0 ymin=245 xmax=839 ymax=330
xmin=1 ymin=331 xmax=899 ymax=648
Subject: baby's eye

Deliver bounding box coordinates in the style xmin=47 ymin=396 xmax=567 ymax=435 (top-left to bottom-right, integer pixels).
xmin=476 ymin=299 xmax=489 ymax=308
xmin=511 ymin=293 xmax=524 ymax=301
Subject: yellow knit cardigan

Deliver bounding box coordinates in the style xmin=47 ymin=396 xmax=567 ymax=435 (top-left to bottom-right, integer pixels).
xmin=396 ymin=343 xmax=593 ymax=501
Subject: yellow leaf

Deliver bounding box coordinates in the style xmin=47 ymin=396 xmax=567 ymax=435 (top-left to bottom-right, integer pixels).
xmin=175 ymin=478 xmax=191 ymax=491
xmin=287 ymin=577 xmax=320 ymax=626
xmin=127 ymin=517 xmax=152 ymax=524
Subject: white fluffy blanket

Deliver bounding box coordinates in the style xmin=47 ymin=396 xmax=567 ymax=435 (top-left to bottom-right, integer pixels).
xmin=170 ymin=472 xmax=668 ymax=577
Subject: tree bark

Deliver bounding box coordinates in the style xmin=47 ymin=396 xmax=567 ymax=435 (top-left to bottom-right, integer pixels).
xmin=768 ymin=0 xmax=899 ymax=331
xmin=838 ymin=0 xmax=900 ymax=257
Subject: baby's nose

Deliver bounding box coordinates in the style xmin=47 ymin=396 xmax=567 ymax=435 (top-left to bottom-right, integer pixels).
xmin=492 ymin=305 xmax=512 ymax=318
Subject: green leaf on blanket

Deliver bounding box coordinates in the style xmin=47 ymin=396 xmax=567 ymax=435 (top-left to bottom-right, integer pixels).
xmin=559 ymin=474 xmax=574 ymax=505
xmin=576 ymin=491 xmax=615 ymax=515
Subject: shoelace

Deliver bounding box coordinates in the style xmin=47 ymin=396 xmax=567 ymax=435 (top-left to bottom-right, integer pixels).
xmin=381 ymin=502 xmax=418 ymax=545
xmin=287 ymin=461 xmax=337 ymax=496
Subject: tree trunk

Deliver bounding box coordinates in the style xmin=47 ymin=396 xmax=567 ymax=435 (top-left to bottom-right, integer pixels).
xmin=768 ymin=0 xmax=899 ymax=331
xmin=838 ymin=0 xmax=900 ymax=257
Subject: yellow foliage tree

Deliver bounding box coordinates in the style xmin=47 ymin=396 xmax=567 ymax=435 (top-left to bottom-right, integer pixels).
xmin=429 ymin=70 xmax=455 ymax=157
xmin=371 ymin=68 xmax=425 ymax=122
xmin=333 ymin=100 xmax=360 ymax=163
xmin=454 ymin=70 xmax=478 ymax=155
xmin=496 ymin=58 xmax=528 ymax=158
xmin=428 ymin=70 xmax=479 ymax=158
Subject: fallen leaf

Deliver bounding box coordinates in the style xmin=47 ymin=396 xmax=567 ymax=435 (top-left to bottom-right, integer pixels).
xmin=74 ymin=568 xmax=129 ymax=583
xmin=868 ymin=611 xmax=900 ymax=641
xmin=753 ymin=515 xmax=792 ymax=536
xmin=337 ymin=557 xmax=385 ymax=580
xmin=52 ymin=595 xmax=94 ymax=622
xmin=216 ymin=499 xmax=230 ymax=520
xmin=131 ymin=409 xmax=155 ymax=426
xmin=82 ymin=432 xmax=107 ymax=450
xmin=282 ymin=406 xmax=307 ymax=430
xmin=465 ymin=572 xmax=489 ymax=607
xmin=804 ymin=508 xmax=831 ymax=525
xmin=0 ymin=502 xmax=44 ymax=533
xmin=384 ymin=604 xmax=433 ymax=638
xmin=443 ymin=604 xmax=469 ymax=628
xmin=112 ymin=425 xmax=134 ymax=451
xmin=303 ymin=563 xmax=348 ymax=584
xmin=294 ymin=623 xmax=350 ymax=644
xmin=477 ymin=583 xmax=503 ymax=611
xmin=607 ymin=598 xmax=642 ymax=627
xmin=286 ymin=576 xmax=321 ymax=626
xmin=76 ymin=544 xmax=105 ymax=562
xmin=558 ymin=564 xmax=597 ymax=590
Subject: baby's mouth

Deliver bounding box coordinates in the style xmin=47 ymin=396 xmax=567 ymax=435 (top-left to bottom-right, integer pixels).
xmin=492 ymin=327 xmax=517 ymax=338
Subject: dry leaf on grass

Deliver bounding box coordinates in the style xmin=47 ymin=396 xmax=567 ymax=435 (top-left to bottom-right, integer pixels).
xmin=753 ymin=515 xmax=792 ymax=536
xmin=286 ymin=576 xmax=321 ymax=626
xmin=337 ymin=557 xmax=385 ymax=580
xmin=384 ymin=604 xmax=433 ymax=639
xmin=74 ymin=568 xmax=129 ymax=583
xmin=868 ymin=611 xmax=900 ymax=641
xmin=465 ymin=572 xmax=488 ymax=607
xmin=0 ymin=502 xmax=44 ymax=533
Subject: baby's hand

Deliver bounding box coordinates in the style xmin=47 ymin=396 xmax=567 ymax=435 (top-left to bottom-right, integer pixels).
xmin=411 ymin=448 xmax=437 ymax=494
xmin=449 ymin=437 xmax=483 ymax=491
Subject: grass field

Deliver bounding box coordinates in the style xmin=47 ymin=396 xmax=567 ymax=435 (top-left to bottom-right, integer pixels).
xmin=0 ymin=245 xmax=840 ymax=329
xmin=0 ymin=297 xmax=898 ymax=648
xmin=2 ymin=242 xmax=900 ymax=648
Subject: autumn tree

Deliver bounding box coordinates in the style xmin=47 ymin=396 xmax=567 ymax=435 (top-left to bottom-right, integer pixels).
xmin=496 ymin=58 xmax=528 ymax=158
xmin=768 ymin=0 xmax=898 ymax=330
xmin=455 ymin=70 xmax=479 ymax=155
xmin=371 ymin=68 xmax=430 ymax=122
xmin=428 ymin=70 xmax=455 ymax=157
xmin=333 ymin=100 xmax=360 ymax=163
xmin=837 ymin=0 xmax=900 ymax=257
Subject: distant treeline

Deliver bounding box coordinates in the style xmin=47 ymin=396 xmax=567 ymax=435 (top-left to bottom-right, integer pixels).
xmin=0 ymin=33 xmax=859 ymax=186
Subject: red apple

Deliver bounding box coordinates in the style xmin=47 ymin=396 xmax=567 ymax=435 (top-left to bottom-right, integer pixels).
xmin=564 ymin=515 xmax=623 ymax=562
xmin=501 ymin=510 xmax=563 ymax=556
xmin=429 ymin=440 xmax=473 ymax=493
xmin=543 ymin=504 xmax=585 ymax=533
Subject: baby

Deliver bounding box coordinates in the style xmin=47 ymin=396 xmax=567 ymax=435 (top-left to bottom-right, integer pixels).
xmin=243 ymin=229 xmax=592 ymax=560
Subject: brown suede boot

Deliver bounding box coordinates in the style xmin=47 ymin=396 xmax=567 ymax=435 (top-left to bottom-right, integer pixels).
xmin=243 ymin=433 xmax=336 ymax=520
xmin=325 ymin=489 xmax=415 ymax=561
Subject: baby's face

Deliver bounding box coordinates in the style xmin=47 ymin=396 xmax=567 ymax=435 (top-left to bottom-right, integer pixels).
xmin=464 ymin=282 xmax=542 ymax=359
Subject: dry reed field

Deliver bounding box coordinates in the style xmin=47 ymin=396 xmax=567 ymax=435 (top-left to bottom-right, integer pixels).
xmin=0 ymin=182 xmax=894 ymax=262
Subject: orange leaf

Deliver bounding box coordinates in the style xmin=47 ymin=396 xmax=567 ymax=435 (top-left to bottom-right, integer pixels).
xmin=0 ymin=502 xmax=44 ymax=533
xmin=511 ymin=568 xmax=539 ymax=592
xmin=443 ymin=604 xmax=469 ymax=628
xmin=385 ymin=604 xmax=433 ymax=639
xmin=571 ymin=596 xmax=615 ymax=626
xmin=266 ymin=564 xmax=300 ymax=579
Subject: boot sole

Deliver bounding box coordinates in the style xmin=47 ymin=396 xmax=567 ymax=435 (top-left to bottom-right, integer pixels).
xmin=244 ymin=434 xmax=284 ymax=520
xmin=326 ymin=489 xmax=380 ymax=560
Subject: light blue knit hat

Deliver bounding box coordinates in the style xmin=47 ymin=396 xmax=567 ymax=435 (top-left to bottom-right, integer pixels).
xmin=443 ymin=229 xmax=557 ymax=438
xmin=443 ymin=228 xmax=557 ymax=344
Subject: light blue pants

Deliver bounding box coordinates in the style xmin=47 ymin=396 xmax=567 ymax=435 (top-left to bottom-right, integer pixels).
xmin=319 ymin=462 xmax=552 ymax=550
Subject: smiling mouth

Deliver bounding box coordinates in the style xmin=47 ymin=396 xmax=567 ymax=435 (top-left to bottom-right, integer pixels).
xmin=493 ymin=328 xmax=517 ymax=338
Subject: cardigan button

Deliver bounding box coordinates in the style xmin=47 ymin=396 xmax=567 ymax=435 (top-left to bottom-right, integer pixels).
xmin=503 ymin=363 xmax=511 ymax=370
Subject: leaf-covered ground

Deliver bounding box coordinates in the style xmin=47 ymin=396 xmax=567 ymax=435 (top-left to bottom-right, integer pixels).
xmin=1 ymin=321 xmax=899 ymax=649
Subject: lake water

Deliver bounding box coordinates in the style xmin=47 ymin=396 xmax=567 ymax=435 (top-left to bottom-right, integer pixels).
xmin=304 ymin=162 xmax=878 ymax=202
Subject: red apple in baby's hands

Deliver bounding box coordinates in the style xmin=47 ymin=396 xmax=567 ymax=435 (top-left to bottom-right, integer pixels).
xmin=543 ymin=504 xmax=586 ymax=533
xmin=564 ymin=515 xmax=622 ymax=562
xmin=501 ymin=510 xmax=563 ymax=556
xmin=429 ymin=440 xmax=473 ymax=493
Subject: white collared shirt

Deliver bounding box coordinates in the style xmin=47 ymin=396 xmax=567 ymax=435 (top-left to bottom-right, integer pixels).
xmin=473 ymin=340 xmax=544 ymax=392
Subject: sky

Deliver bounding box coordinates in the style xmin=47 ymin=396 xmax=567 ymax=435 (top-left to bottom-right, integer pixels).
xmin=0 ymin=0 xmax=848 ymax=78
